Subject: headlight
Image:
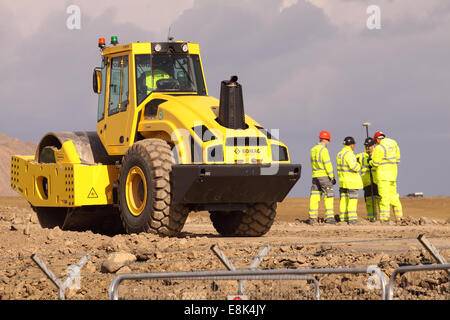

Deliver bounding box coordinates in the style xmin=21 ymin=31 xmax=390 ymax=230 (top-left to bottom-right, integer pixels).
xmin=154 ymin=43 xmax=162 ymax=52
xmin=182 ymin=43 xmax=188 ymax=52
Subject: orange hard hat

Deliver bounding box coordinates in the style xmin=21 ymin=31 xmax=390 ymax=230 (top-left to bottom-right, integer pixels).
xmin=319 ymin=130 xmax=331 ymax=140
xmin=373 ymin=131 xmax=385 ymax=140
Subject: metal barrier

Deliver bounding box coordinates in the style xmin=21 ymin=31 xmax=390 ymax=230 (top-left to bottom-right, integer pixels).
xmin=108 ymin=266 xmax=387 ymax=300
xmin=31 ymin=253 xmax=90 ymax=300
xmin=417 ymin=234 xmax=449 ymax=275
xmin=386 ymin=263 xmax=450 ymax=300
xmin=211 ymin=244 xmax=271 ymax=296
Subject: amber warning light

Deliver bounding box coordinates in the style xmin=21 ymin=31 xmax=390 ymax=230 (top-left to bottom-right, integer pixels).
xmin=98 ymin=38 xmax=106 ymax=49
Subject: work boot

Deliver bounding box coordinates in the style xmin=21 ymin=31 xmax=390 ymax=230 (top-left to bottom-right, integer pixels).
xmin=334 ymin=215 xmax=341 ymax=223
xmin=307 ymin=218 xmax=317 ymax=225
xmin=368 ymin=217 xmax=377 ymax=223
xmin=348 ymin=219 xmax=359 ymax=225
xmin=325 ymin=218 xmax=336 ymax=224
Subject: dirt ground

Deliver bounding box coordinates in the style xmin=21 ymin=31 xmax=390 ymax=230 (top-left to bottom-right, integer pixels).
xmin=0 ymin=196 xmax=449 ymax=300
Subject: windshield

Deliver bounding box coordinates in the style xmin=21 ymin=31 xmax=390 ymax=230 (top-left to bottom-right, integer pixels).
xmin=135 ymin=54 xmax=206 ymax=105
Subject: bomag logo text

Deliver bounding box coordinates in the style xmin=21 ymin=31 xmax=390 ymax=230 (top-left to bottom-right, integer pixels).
xmin=234 ymin=148 xmax=261 ymax=154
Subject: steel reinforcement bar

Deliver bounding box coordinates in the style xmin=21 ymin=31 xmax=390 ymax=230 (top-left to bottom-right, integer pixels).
xmin=108 ymin=266 xmax=386 ymax=300
xmin=386 ymin=263 xmax=450 ymax=300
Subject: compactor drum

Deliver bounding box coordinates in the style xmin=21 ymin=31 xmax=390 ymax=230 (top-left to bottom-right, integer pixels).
xmin=11 ymin=38 xmax=301 ymax=237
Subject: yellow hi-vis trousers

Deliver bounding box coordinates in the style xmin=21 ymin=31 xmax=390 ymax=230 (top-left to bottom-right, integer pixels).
xmin=377 ymin=180 xmax=403 ymax=221
xmin=309 ymin=191 xmax=334 ymax=219
xmin=339 ymin=188 xmax=359 ymax=222
xmin=309 ymin=177 xmax=334 ymax=219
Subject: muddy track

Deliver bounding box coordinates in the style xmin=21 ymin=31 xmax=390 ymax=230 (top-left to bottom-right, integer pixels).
xmin=0 ymin=197 xmax=449 ymax=300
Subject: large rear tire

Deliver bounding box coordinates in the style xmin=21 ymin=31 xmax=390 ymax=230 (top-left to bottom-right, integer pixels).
xmin=209 ymin=202 xmax=277 ymax=236
xmin=118 ymin=139 xmax=189 ymax=236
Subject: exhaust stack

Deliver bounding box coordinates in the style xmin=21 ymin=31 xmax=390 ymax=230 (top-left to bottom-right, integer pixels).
xmin=218 ymin=75 xmax=246 ymax=129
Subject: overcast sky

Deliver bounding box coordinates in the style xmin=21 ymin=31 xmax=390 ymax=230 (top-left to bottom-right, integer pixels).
xmin=1 ymin=0 xmax=449 ymax=198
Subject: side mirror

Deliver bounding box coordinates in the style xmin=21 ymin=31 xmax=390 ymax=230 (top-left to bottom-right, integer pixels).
xmin=93 ymin=68 xmax=102 ymax=94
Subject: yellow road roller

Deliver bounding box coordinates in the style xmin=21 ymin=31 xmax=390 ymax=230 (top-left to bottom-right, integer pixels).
xmin=11 ymin=37 xmax=301 ymax=236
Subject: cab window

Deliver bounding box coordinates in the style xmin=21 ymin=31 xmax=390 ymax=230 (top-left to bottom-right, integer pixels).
xmin=108 ymin=55 xmax=129 ymax=116
xmin=135 ymin=54 xmax=206 ymax=106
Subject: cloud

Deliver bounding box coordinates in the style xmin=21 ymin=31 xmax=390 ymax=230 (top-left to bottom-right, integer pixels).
xmin=1 ymin=0 xmax=449 ymax=197
xmin=306 ymin=0 xmax=450 ymax=32
xmin=172 ymin=0 xmax=334 ymax=96
xmin=280 ymin=0 xmax=299 ymax=12
xmin=0 ymin=7 xmax=157 ymax=139
xmin=1 ymin=0 xmax=195 ymax=38
xmin=172 ymin=0 xmax=450 ymax=196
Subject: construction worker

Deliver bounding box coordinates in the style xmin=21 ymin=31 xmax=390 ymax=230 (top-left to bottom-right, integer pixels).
xmin=369 ymin=131 xmax=403 ymax=222
xmin=336 ymin=136 xmax=363 ymax=224
xmin=356 ymin=137 xmax=380 ymax=222
xmin=145 ymin=69 xmax=171 ymax=93
xmin=308 ymin=130 xmax=337 ymax=225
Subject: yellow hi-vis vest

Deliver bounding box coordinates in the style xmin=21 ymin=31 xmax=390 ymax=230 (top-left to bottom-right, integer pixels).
xmin=145 ymin=69 xmax=170 ymax=93
xmin=356 ymin=151 xmax=377 ymax=187
xmin=370 ymin=138 xmax=400 ymax=181
xmin=336 ymin=146 xmax=363 ymax=189
xmin=310 ymin=143 xmax=334 ymax=179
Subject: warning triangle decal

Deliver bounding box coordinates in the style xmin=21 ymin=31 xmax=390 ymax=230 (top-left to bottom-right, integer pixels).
xmin=88 ymin=187 xmax=98 ymax=198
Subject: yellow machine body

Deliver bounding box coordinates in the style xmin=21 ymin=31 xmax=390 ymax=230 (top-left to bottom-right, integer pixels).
xmin=11 ymin=141 xmax=119 ymax=208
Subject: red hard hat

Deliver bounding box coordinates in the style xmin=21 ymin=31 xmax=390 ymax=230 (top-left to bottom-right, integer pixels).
xmin=319 ymin=130 xmax=331 ymax=140
xmin=374 ymin=131 xmax=385 ymax=140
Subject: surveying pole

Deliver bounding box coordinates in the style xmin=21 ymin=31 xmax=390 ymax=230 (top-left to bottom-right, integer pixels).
xmin=362 ymin=122 xmax=377 ymax=220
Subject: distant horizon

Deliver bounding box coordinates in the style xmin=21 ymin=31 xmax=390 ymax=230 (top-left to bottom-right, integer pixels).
xmin=1 ymin=130 xmax=449 ymax=198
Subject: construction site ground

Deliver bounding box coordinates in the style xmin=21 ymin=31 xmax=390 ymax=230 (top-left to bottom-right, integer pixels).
xmin=0 ymin=196 xmax=449 ymax=300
